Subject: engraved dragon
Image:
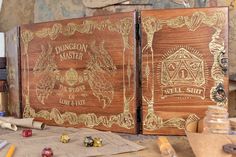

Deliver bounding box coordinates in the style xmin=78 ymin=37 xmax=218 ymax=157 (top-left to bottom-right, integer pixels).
xmin=33 ymin=44 xmax=58 ymax=105
xmin=33 ymin=41 xmax=116 ymax=108
xmin=85 ymin=41 xmax=116 ymax=108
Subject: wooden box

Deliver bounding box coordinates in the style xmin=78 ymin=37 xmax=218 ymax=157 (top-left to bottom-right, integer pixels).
xmin=6 ymin=7 xmax=228 ymax=135
xmin=6 ymin=27 xmax=22 ymax=117
xmin=6 ymin=12 xmax=139 ymax=134
xmin=141 ymin=7 xmax=229 ymax=135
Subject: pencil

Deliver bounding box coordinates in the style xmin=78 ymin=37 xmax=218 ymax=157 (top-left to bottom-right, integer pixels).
xmin=5 ymin=145 xmax=15 ymax=157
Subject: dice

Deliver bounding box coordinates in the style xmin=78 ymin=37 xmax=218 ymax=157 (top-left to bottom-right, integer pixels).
xmin=84 ymin=136 xmax=103 ymax=147
xmin=22 ymin=129 xmax=32 ymax=137
xmin=93 ymin=137 xmax=103 ymax=147
xmin=84 ymin=136 xmax=94 ymax=147
xmin=41 ymin=147 xmax=53 ymax=157
xmin=60 ymin=133 xmax=70 ymax=143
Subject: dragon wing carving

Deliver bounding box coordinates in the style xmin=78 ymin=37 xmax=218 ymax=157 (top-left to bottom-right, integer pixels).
xmin=86 ymin=41 xmax=116 ymax=108
xmin=33 ymin=44 xmax=57 ymax=73
xmin=36 ymin=74 xmax=56 ymax=104
xmin=87 ymin=70 xmax=114 ymax=108
xmin=33 ymin=44 xmax=58 ymax=104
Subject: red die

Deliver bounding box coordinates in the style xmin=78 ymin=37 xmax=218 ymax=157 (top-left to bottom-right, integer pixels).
xmin=42 ymin=147 xmax=53 ymax=157
xmin=22 ymin=129 xmax=32 ymax=137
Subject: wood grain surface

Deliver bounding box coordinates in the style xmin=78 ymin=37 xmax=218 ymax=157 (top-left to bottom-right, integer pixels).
xmin=19 ymin=12 xmax=138 ymax=133
xmin=6 ymin=7 xmax=229 ymax=135
xmin=141 ymin=7 xmax=229 ymax=135
xmin=5 ymin=27 xmax=22 ymax=117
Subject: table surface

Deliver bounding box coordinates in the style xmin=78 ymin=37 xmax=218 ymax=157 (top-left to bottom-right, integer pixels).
xmin=117 ymin=134 xmax=195 ymax=157
xmin=0 ymin=127 xmax=195 ymax=157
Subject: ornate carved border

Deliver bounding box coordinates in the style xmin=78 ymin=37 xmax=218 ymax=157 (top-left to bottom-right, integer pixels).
xmin=21 ymin=17 xmax=135 ymax=129
xmin=142 ymin=11 xmax=227 ymax=131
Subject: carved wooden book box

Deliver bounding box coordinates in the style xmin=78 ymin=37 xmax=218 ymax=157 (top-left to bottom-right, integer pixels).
xmin=6 ymin=7 xmax=228 ymax=135
xmin=6 ymin=12 xmax=139 ymax=134
xmin=141 ymin=7 xmax=228 ymax=135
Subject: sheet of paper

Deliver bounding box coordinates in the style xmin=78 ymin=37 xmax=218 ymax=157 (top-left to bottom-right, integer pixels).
xmin=0 ymin=127 xmax=144 ymax=157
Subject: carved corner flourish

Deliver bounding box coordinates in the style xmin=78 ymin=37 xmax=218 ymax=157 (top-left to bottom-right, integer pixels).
xmin=23 ymin=107 xmax=135 ymax=129
xmin=142 ymin=11 xmax=227 ymax=131
xmin=22 ymin=17 xmax=135 ymax=130
xmin=143 ymin=112 xmax=199 ymax=131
